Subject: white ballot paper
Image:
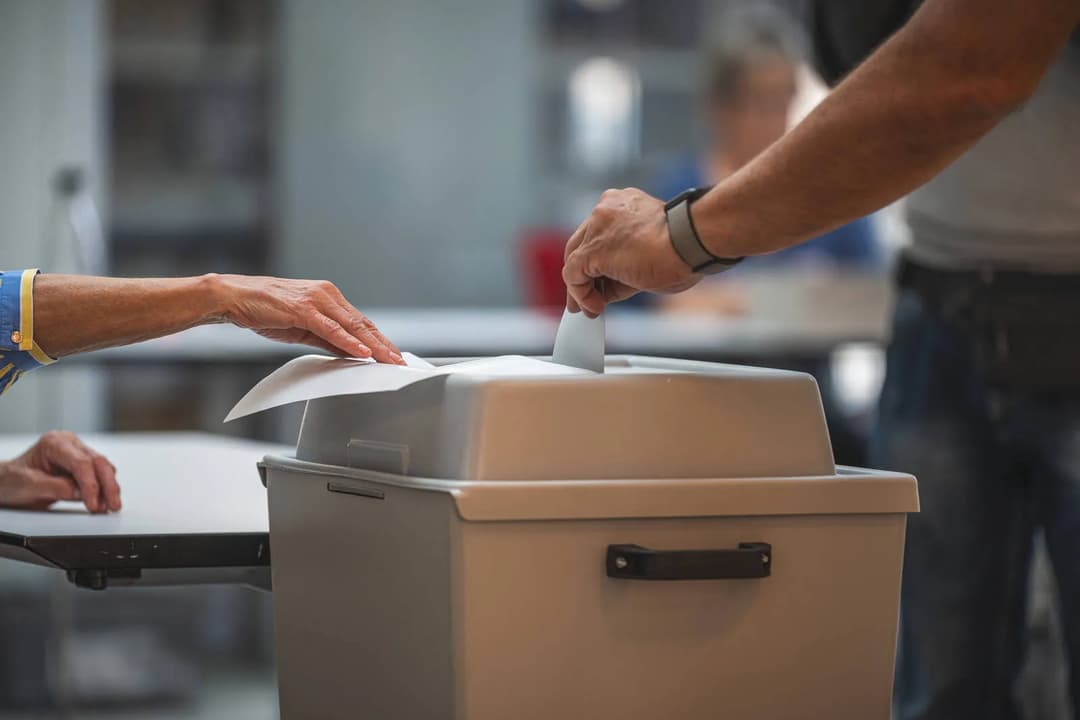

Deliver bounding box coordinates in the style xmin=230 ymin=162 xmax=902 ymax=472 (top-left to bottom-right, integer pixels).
xmin=551 ymin=308 xmax=605 ymax=373
xmin=225 ymin=311 xmax=606 ymax=422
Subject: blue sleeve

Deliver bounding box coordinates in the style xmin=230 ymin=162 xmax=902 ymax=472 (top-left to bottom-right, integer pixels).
xmin=648 ymin=156 xmax=705 ymax=203
xmin=809 ymin=217 xmax=884 ymax=268
xmin=0 ymin=269 xmax=56 ymax=395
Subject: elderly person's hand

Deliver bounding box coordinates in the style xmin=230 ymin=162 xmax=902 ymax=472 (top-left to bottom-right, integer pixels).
xmin=30 ymin=273 xmax=405 ymax=366
xmin=208 ymin=275 xmax=403 ymax=364
xmin=0 ymin=432 xmax=120 ymax=513
xmin=563 ymin=188 xmax=701 ymax=317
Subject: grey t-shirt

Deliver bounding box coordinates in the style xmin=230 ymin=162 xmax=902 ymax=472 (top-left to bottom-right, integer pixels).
xmin=906 ymin=42 xmax=1080 ymax=272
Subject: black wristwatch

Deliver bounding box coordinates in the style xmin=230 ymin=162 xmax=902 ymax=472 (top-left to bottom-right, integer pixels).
xmin=664 ymin=187 xmax=743 ymax=275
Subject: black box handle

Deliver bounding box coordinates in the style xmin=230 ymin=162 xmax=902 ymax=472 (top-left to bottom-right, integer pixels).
xmin=606 ymin=542 xmax=771 ymax=580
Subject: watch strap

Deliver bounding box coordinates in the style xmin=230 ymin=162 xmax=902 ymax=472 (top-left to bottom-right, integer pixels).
xmin=665 ymin=190 xmax=742 ymax=275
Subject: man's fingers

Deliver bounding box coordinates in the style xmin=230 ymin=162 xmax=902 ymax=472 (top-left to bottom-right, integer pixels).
xmin=563 ymin=222 xmax=590 ymax=313
xmin=563 ymin=220 xmax=588 ymax=261
xmin=572 ymin=283 xmax=606 ymax=318
xmin=602 ymin=280 xmax=639 ymax=304
xmin=562 ymin=250 xmax=607 ymax=317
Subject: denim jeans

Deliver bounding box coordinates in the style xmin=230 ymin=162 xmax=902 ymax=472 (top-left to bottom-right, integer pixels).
xmin=871 ymin=288 xmax=1080 ymax=720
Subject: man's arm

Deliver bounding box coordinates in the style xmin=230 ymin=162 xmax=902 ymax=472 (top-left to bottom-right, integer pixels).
xmin=564 ymin=0 xmax=1080 ymax=315
xmin=694 ymin=0 xmax=1080 ymax=256
xmin=31 ymin=273 xmax=402 ymax=363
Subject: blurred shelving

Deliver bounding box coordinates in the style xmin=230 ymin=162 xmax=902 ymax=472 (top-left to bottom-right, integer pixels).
xmin=107 ymin=0 xmax=273 ymax=278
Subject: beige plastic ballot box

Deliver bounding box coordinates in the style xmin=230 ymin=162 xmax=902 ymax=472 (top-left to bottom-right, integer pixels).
xmin=256 ymin=356 xmax=919 ymax=719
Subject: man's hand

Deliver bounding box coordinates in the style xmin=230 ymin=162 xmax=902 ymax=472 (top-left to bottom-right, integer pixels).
xmin=563 ymin=188 xmax=700 ymax=317
xmin=0 ymin=432 xmax=120 ymax=513
xmin=208 ymin=275 xmax=404 ymax=365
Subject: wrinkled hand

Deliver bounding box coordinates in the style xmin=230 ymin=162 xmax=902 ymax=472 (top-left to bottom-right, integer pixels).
xmin=0 ymin=432 xmax=120 ymax=513
xmin=563 ymin=188 xmax=700 ymax=317
xmin=210 ymin=275 xmax=404 ymax=364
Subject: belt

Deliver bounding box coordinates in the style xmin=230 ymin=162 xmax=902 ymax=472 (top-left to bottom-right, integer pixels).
xmin=898 ymin=255 xmax=1080 ymax=298
xmin=895 ymin=255 xmax=1080 ymax=392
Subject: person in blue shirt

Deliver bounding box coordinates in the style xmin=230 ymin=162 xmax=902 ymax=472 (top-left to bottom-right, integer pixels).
xmin=651 ymin=5 xmax=881 ymax=284
xmin=0 ymin=268 xmax=402 ymax=514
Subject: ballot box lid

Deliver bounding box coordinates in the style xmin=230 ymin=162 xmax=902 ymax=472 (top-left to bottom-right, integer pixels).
xmin=294 ymin=355 xmax=838 ymax=481
xmin=261 ymin=454 xmax=919 ymax=521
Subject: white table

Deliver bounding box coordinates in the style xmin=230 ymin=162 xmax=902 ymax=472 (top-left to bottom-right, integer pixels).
xmin=0 ymin=433 xmax=285 ymax=590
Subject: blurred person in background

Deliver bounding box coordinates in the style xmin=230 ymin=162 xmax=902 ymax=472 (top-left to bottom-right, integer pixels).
xmin=563 ymin=0 xmax=1080 ymax=717
xmin=652 ymin=4 xmax=881 ymax=318
xmin=0 ymin=269 xmax=402 ymax=515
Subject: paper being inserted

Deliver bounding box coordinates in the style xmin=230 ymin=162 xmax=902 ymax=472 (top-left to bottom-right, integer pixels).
xmin=551 ymin=308 xmax=605 ymax=373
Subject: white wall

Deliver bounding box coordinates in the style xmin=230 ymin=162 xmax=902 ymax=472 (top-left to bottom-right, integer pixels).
xmin=0 ymin=0 xmax=106 ymax=434
xmin=276 ymin=0 xmax=535 ymax=307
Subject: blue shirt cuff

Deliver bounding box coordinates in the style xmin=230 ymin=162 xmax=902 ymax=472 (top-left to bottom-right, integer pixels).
xmin=0 ymin=269 xmax=56 ymax=394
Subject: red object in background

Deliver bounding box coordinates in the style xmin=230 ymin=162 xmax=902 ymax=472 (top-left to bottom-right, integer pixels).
xmin=520 ymin=228 xmax=571 ymax=311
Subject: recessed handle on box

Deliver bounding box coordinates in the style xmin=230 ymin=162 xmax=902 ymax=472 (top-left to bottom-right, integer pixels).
xmin=326 ymin=481 xmax=385 ymax=500
xmin=606 ymin=542 xmax=771 ymax=580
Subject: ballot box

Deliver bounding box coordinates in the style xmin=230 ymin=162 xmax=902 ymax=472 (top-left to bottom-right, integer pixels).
xmin=256 ymin=356 xmax=918 ymax=720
